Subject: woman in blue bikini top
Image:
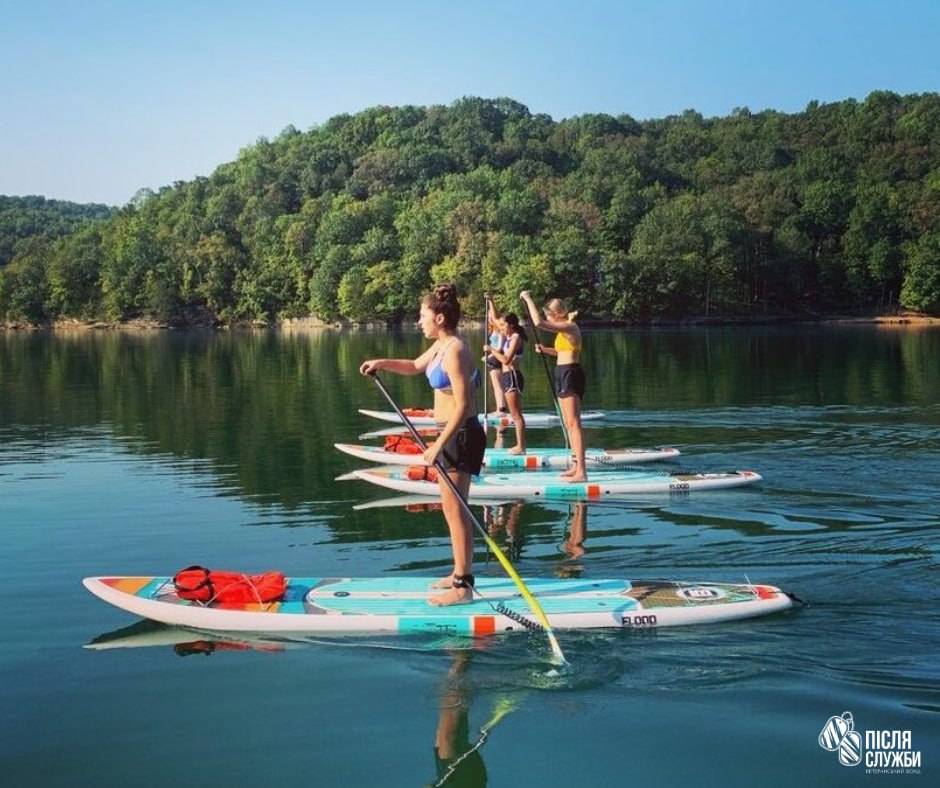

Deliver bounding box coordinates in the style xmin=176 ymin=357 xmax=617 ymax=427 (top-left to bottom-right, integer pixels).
xmin=359 ymin=283 xmax=485 ymax=607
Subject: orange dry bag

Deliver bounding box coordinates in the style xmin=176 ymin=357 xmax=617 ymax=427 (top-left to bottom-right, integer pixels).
xmin=402 ymin=407 xmax=433 ymax=417
xmin=383 ymin=435 xmax=423 ymax=454
xmin=172 ymin=566 xmax=287 ymax=604
xmin=406 ymin=465 xmax=438 ymax=482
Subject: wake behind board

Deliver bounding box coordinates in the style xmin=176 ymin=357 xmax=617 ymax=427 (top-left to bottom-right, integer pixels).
xmin=359 ymin=408 xmax=606 ymax=427
xmin=83 ymin=576 xmax=792 ymax=635
xmin=345 ymin=466 xmax=762 ymax=501
xmin=335 ymin=442 xmax=681 ymax=469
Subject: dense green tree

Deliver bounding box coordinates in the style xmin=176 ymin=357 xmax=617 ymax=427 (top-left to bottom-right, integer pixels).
xmin=0 ymin=195 xmax=113 ymax=268
xmin=46 ymin=225 xmax=104 ymax=318
xmin=0 ymin=237 xmax=50 ymax=322
xmin=901 ymin=231 xmax=940 ymax=312
xmin=842 ymin=183 xmax=904 ymax=307
xmin=629 ymin=194 xmax=742 ymax=318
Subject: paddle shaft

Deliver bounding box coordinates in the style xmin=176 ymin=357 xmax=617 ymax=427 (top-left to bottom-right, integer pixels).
xmin=519 ymin=297 xmax=571 ymax=458
xmin=482 ymin=295 xmax=489 ymax=435
xmin=367 ymin=372 xmax=568 ymax=665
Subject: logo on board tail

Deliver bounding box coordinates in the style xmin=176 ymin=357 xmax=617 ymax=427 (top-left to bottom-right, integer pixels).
xmin=676 ymin=586 xmax=726 ymax=601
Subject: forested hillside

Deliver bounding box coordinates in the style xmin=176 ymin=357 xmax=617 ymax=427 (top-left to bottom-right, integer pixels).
xmin=2 ymin=92 xmax=938 ymax=325
xmin=0 ymin=196 xmax=113 ymax=268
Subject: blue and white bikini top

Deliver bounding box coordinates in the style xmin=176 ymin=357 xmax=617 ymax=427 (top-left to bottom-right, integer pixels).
xmin=503 ymin=332 xmax=524 ymax=358
xmin=487 ymin=331 xmax=523 ymax=360
xmin=426 ymin=338 xmax=482 ymax=390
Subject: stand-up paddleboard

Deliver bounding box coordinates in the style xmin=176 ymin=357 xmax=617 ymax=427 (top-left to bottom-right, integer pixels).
xmin=360 ymin=425 xmax=445 ymax=440
xmin=358 ymin=422 xmax=575 ymax=439
xmin=83 ymin=576 xmax=792 ymax=635
xmin=354 ymin=494 xmax=531 ymax=511
xmin=351 ymin=494 xmax=520 ymax=511
xmin=335 ymin=442 xmax=681 ymax=468
xmin=343 ymin=466 xmax=762 ymax=501
xmin=359 ymin=407 xmax=606 ymax=427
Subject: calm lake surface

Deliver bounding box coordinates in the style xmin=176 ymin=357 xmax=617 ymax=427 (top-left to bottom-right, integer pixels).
xmin=1 ymin=326 xmax=938 ymax=787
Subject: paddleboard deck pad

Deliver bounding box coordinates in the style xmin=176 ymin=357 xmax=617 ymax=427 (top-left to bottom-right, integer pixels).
xmin=346 ymin=466 xmax=761 ymax=500
xmin=335 ymin=442 xmax=681 ymax=468
xmin=83 ymin=576 xmax=792 ymax=635
xmin=359 ymin=408 xmax=606 ymax=427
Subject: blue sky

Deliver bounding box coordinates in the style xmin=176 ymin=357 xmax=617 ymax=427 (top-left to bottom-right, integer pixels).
xmin=2 ymin=0 xmax=938 ymax=206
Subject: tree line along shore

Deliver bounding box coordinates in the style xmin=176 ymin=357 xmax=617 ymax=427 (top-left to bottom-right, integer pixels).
xmin=2 ymin=92 xmax=939 ymax=328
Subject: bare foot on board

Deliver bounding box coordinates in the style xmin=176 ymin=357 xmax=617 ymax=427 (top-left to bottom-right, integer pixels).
xmin=428 ymin=585 xmax=474 ymax=606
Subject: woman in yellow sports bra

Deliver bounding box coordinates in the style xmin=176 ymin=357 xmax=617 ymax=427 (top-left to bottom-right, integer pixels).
xmin=520 ymin=291 xmax=587 ymax=481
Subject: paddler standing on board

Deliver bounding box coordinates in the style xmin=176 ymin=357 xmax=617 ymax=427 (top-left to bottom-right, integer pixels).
xmin=360 ymin=284 xmax=486 ymax=606
xmin=482 ymin=297 xmax=527 ymax=456
xmin=520 ymin=291 xmax=588 ymax=482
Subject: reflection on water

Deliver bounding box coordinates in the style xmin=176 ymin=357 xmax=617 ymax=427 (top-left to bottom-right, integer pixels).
xmin=430 ymin=650 xmax=492 ymax=788
xmin=3 ymin=326 xmax=939 ymax=786
xmin=84 ymin=622 xmax=514 ymax=788
xmin=3 ymin=327 xmax=938 ymax=512
xmin=483 ymin=502 xmax=524 ymax=561
xmin=560 ymin=503 xmax=587 ymax=563
xmin=85 ymin=619 xmax=289 ymax=656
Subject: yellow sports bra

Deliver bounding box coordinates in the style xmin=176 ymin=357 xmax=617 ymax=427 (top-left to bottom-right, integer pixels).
xmin=554 ymin=331 xmax=582 ymax=352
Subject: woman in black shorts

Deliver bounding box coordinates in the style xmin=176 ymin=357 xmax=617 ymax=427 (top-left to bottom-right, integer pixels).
xmin=360 ymin=284 xmax=485 ymax=605
xmin=519 ymin=291 xmax=587 ymax=481
xmin=484 ymin=298 xmax=508 ymax=415
xmin=484 ymin=311 xmax=527 ymax=455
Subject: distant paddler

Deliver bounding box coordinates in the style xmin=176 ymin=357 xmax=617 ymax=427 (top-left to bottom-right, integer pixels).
xmin=482 ymin=295 xmax=527 ymax=456
xmin=520 ymin=291 xmax=588 ymax=482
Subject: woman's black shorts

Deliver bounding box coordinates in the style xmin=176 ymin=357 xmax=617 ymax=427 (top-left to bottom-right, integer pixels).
xmin=434 ymin=417 xmax=486 ymax=475
xmin=500 ymin=369 xmax=525 ymax=395
xmin=555 ymin=363 xmax=585 ymax=399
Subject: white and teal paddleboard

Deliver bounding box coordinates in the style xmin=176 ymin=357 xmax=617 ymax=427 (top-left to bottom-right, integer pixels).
xmin=83 ymin=576 xmax=792 ymax=635
xmin=335 ymin=442 xmax=680 ymax=469
xmin=359 ymin=407 xmax=606 ymax=427
xmin=343 ymin=466 xmax=762 ymax=501
xmin=351 ymin=494 xmax=513 ymax=511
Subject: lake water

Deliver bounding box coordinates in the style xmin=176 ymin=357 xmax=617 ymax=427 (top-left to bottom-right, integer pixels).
xmin=1 ymin=326 xmax=938 ymax=786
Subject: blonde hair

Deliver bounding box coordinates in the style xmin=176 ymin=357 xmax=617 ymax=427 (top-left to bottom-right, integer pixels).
xmin=545 ymin=298 xmax=578 ymax=321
